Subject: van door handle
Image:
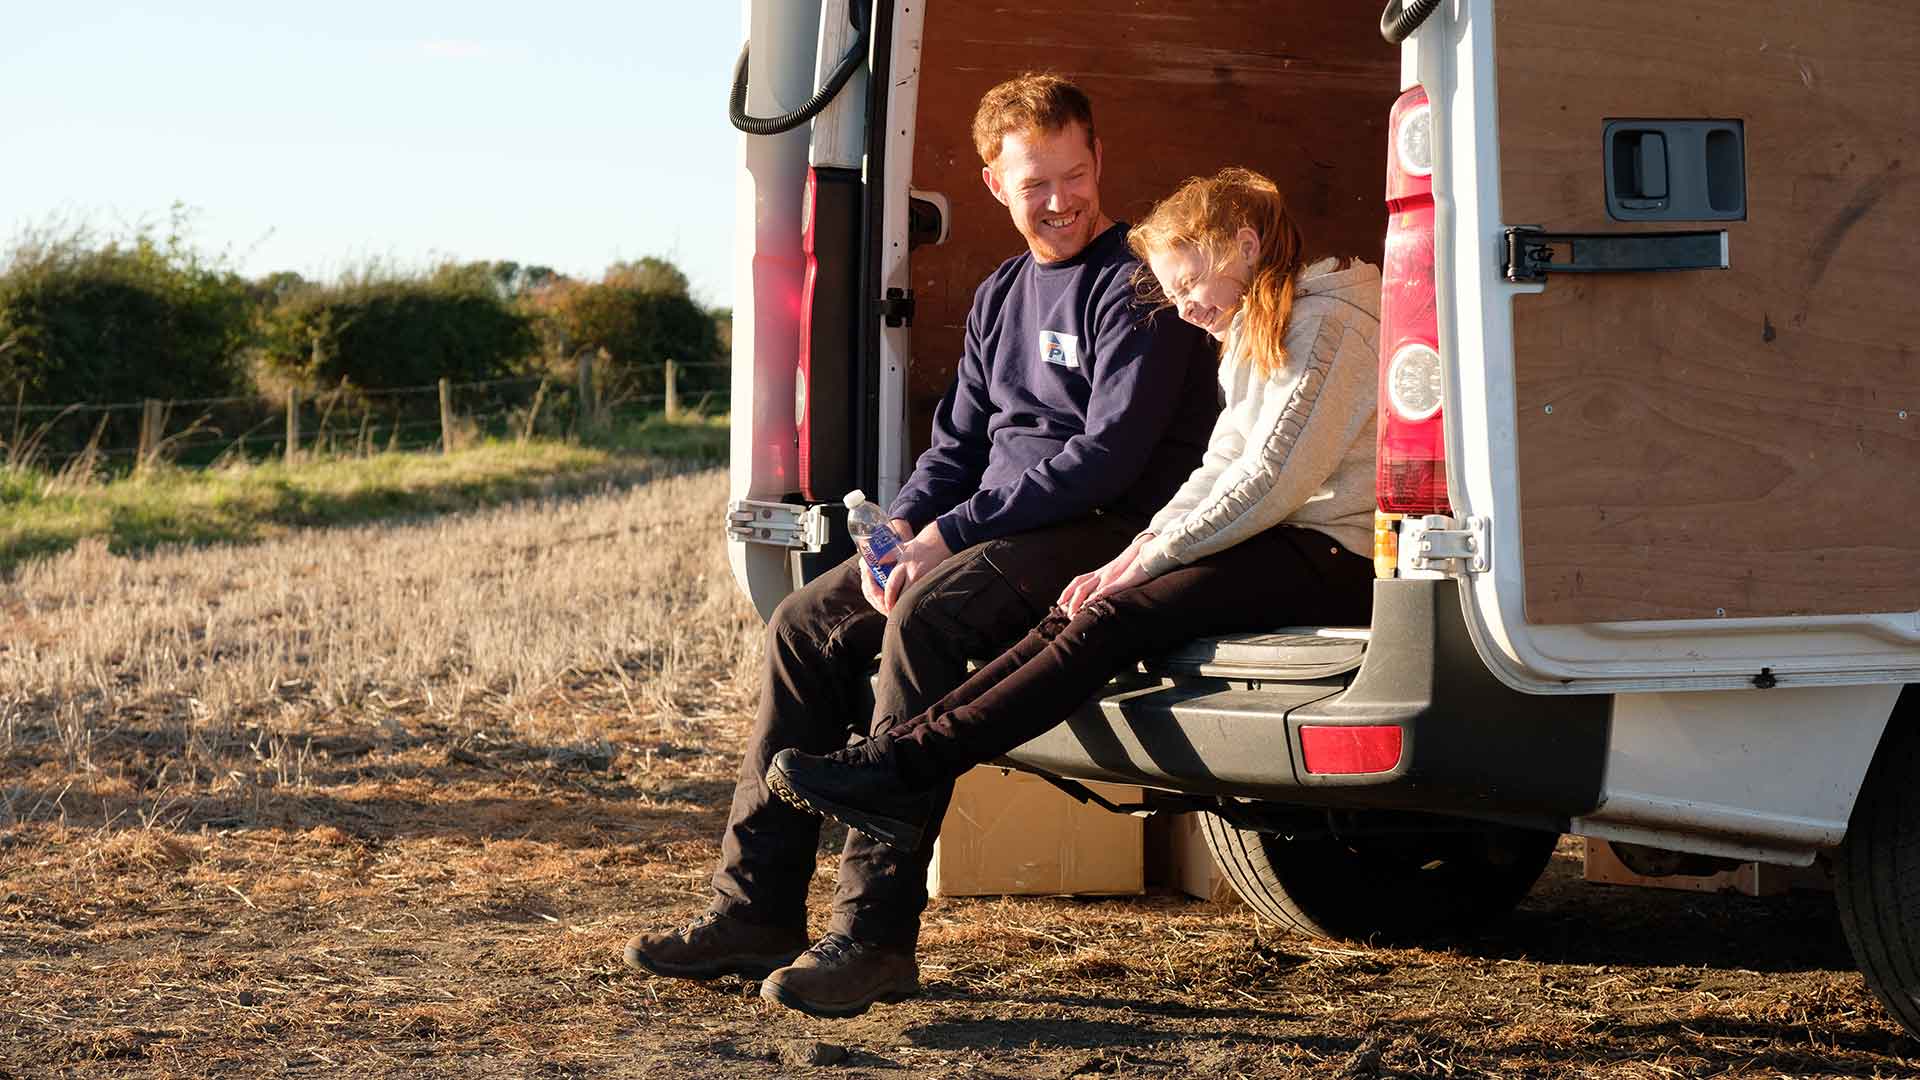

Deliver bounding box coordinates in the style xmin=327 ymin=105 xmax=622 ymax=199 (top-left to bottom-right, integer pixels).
xmin=1503 ymin=226 xmax=1728 ymax=284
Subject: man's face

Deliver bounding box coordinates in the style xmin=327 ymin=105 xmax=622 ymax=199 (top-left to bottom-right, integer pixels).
xmin=983 ymin=123 xmax=1104 ymax=263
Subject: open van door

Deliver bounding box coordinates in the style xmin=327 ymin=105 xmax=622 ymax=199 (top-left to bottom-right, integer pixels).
xmin=725 ymin=0 xmax=928 ymax=619
xmin=1420 ymin=1 xmax=1920 ymax=694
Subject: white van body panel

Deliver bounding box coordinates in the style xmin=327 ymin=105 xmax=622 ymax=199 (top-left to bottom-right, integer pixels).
xmin=1572 ymin=683 xmax=1899 ymax=864
xmin=1421 ymin=0 xmax=1920 ymax=696
xmin=809 ymin=0 xmax=867 ymax=170
xmin=874 ymin=0 xmax=927 ymax=504
xmin=727 ymin=0 xmax=822 ymax=616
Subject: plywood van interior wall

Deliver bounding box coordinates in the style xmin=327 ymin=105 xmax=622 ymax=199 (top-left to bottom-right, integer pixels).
xmin=906 ymin=1 xmax=1400 ymax=452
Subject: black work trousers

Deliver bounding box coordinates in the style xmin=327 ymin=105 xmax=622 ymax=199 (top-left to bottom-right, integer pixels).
xmin=710 ymin=511 xmax=1141 ymax=949
xmin=879 ymin=525 xmax=1375 ymax=788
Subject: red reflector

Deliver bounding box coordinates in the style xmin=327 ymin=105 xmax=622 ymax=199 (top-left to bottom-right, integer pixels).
xmin=1299 ymin=725 xmax=1404 ymax=775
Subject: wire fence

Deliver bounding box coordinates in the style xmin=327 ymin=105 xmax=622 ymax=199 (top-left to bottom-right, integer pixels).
xmin=0 ymin=359 xmax=729 ymax=473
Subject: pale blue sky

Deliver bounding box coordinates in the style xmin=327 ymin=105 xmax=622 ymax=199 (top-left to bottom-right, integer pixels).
xmin=0 ymin=2 xmax=743 ymax=306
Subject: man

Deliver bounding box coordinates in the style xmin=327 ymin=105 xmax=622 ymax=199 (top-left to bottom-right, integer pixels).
xmin=623 ymin=73 xmax=1217 ymax=1019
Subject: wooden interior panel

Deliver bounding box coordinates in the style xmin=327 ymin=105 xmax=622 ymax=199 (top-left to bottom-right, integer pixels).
xmin=1496 ymin=1 xmax=1920 ymax=623
xmin=907 ymin=2 xmax=1398 ymax=454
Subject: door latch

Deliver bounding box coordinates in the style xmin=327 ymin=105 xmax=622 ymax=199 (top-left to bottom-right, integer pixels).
xmin=1504 ymin=226 xmax=1728 ymax=284
xmin=879 ymin=288 xmax=915 ymax=327
xmin=727 ymin=499 xmax=830 ymax=551
xmin=1404 ymin=514 xmax=1490 ymax=575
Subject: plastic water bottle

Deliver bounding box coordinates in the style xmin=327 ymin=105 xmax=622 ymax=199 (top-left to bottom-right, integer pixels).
xmin=844 ymin=490 xmax=900 ymax=589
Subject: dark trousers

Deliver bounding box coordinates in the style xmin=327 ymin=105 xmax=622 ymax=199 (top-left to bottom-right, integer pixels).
xmin=879 ymin=526 xmax=1376 ymax=788
xmin=710 ymin=512 xmax=1141 ymax=948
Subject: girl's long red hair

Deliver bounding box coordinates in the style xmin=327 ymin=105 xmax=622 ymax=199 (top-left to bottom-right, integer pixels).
xmin=1128 ymin=167 xmax=1305 ymax=380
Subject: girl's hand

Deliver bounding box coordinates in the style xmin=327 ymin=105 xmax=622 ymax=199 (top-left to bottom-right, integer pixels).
xmin=1057 ymin=533 xmax=1154 ymax=616
xmin=1082 ymin=556 xmax=1151 ymax=610
xmin=1055 ymin=566 xmax=1107 ymax=617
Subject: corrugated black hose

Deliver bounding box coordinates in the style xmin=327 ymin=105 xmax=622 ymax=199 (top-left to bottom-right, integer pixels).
xmin=1380 ymin=0 xmax=1443 ymax=45
xmin=728 ymin=7 xmax=869 ymax=137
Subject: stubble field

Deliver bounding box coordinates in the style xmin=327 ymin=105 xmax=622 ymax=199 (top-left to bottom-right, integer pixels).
xmin=2 ymin=467 xmax=1915 ymax=1078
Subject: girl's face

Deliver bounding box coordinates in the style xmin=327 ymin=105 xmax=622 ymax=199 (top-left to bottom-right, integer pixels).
xmin=1146 ymin=228 xmax=1258 ymax=341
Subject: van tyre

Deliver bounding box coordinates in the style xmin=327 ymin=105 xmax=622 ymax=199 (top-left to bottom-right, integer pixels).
xmin=1199 ymin=811 xmax=1558 ymax=943
xmin=1835 ymin=713 xmax=1920 ymax=1039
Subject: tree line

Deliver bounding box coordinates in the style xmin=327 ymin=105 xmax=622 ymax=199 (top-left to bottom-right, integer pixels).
xmin=0 ymin=220 xmax=729 ymax=453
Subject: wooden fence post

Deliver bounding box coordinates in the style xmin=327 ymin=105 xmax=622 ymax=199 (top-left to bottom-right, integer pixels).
xmin=438 ymin=378 xmax=454 ymax=454
xmin=576 ymin=352 xmax=595 ymax=432
xmin=518 ymin=379 xmax=549 ymax=446
xmin=664 ymin=359 xmax=680 ymax=420
xmin=285 ymin=390 xmax=300 ymax=466
xmin=137 ymin=399 xmax=162 ymax=473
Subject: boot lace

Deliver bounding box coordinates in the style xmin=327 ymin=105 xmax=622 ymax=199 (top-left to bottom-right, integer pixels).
xmin=803 ymin=931 xmax=864 ymax=965
xmin=677 ymin=911 xmax=722 ymax=940
xmin=825 ymin=735 xmax=891 ymax=769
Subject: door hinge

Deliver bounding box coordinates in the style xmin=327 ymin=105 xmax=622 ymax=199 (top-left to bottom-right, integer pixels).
xmin=1504 ymin=226 xmax=1728 ymax=284
xmin=1404 ymin=514 xmax=1490 ymax=575
xmin=726 ymin=499 xmax=830 ymax=551
xmin=880 ymin=287 xmax=914 ymax=327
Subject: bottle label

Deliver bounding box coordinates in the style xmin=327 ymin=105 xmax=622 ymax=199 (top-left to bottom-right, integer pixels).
xmin=862 ymin=526 xmax=900 ymax=587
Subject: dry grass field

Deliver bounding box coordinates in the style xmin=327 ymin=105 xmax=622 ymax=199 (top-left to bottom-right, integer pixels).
xmin=2 ymin=466 xmax=1916 ymax=1078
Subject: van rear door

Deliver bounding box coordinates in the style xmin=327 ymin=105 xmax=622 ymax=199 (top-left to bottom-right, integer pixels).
xmin=727 ymin=0 xmax=918 ymax=618
xmin=1420 ymin=1 xmax=1920 ymax=692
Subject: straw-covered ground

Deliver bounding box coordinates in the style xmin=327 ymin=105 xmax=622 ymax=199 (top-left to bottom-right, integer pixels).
xmin=2 ymin=468 xmax=1914 ymax=1078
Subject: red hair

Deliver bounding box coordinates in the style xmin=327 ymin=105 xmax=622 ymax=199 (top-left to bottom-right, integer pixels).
xmin=1128 ymin=167 xmax=1305 ymax=380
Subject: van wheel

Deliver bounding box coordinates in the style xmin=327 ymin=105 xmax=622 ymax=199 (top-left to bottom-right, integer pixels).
xmin=1199 ymin=811 xmax=1558 ymax=943
xmin=1834 ymin=713 xmax=1920 ymax=1038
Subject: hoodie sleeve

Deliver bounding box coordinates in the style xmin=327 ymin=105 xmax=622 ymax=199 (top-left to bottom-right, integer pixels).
xmin=1136 ymin=289 xmax=1379 ymax=577
xmin=887 ymin=298 xmax=995 ymax=531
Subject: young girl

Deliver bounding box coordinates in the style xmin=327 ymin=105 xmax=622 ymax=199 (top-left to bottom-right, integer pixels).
xmin=766 ymin=167 xmax=1382 ymax=850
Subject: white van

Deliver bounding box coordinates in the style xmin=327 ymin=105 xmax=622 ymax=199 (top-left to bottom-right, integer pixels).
xmin=721 ymin=0 xmax=1920 ymax=1037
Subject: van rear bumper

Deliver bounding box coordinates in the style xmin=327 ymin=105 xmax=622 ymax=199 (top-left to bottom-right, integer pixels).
xmin=999 ymin=578 xmax=1611 ymax=824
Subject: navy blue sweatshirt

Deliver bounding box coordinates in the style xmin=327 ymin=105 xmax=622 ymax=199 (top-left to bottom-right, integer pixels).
xmin=889 ymin=222 xmax=1219 ymax=551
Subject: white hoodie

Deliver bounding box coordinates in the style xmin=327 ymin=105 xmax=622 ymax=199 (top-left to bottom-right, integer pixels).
xmin=1136 ymin=257 xmax=1382 ymax=577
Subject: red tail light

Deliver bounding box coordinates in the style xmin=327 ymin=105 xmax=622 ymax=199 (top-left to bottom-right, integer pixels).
xmin=1377 ymin=86 xmax=1448 ymax=517
xmin=797 ymin=166 xmax=820 ymax=499
xmin=1299 ymin=725 xmax=1404 ymax=775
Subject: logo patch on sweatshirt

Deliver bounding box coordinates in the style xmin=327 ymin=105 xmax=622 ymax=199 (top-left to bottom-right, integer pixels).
xmin=1038 ymin=330 xmax=1080 ymax=369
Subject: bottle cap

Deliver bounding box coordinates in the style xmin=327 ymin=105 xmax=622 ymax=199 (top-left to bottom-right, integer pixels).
xmin=842 ymin=490 xmax=867 ymax=509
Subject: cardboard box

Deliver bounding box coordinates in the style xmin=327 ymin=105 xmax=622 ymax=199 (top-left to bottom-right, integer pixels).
xmin=1151 ymin=812 xmax=1237 ymax=904
xmin=1581 ymin=838 xmax=1831 ymax=897
xmin=927 ymin=767 xmax=1144 ymax=898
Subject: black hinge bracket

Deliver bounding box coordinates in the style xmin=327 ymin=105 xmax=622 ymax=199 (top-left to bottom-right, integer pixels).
xmin=1027 ymin=770 xmax=1155 ymax=816
xmin=1504 ymin=226 xmax=1728 ymax=284
xmin=880 ymin=287 xmax=915 ymax=327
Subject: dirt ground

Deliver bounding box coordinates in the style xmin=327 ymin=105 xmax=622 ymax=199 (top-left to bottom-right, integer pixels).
xmin=3 ymin=474 xmax=1916 ymax=1078
xmin=3 ymin=694 xmax=1916 ymax=1080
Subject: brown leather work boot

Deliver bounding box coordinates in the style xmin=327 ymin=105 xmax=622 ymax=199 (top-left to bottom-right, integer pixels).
xmin=622 ymin=911 xmax=807 ymax=981
xmin=759 ymin=932 xmax=919 ymax=1018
